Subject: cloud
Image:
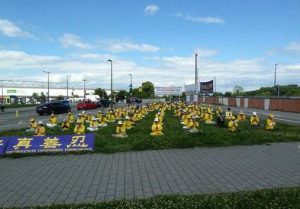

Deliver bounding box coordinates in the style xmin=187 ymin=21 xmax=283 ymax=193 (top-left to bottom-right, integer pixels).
xmin=59 ymin=33 xmax=92 ymax=50
xmin=195 ymin=48 xmax=218 ymax=57
xmin=285 ymin=42 xmax=300 ymax=53
xmin=98 ymin=39 xmax=160 ymax=53
xmin=0 ymin=49 xmax=299 ymax=92
xmin=0 ymin=18 xmax=33 ymax=38
xmin=176 ymin=13 xmax=225 ymax=25
xmin=144 ymin=5 xmax=159 ymax=15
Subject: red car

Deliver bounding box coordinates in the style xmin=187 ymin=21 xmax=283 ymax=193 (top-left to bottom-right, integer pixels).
xmin=77 ymin=101 xmax=98 ymax=110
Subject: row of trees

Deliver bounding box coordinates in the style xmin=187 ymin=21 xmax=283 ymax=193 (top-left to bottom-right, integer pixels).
xmin=94 ymin=81 xmax=155 ymax=101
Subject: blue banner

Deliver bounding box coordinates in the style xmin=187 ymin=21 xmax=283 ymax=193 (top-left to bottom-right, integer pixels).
xmin=1 ymin=134 xmax=95 ymax=154
xmin=0 ymin=137 xmax=9 ymax=155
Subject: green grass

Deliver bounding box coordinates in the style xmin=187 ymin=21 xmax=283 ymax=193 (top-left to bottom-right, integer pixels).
xmin=3 ymin=104 xmax=37 ymax=109
xmin=1 ymin=109 xmax=300 ymax=156
xmin=28 ymin=187 xmax=300 ymax=209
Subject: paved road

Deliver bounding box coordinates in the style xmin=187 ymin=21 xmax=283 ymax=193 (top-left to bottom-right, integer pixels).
xmin=0 ymin=103 xmax=127 ymax=132
xmin=0 ymin=142 xmax=299 ymax=208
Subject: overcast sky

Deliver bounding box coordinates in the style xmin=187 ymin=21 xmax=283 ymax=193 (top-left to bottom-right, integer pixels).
xmin=0 ymin=0 xmax=299 ymax=92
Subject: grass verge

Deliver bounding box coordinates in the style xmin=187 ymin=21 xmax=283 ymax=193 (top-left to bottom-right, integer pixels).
xmin=1 ymin=110 xmax=300 ymax=156
xmin=30 ymin=187 xmax=300 ymax=209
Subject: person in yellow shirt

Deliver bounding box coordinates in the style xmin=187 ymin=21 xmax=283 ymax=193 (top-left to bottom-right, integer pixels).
xmin=35 ymin=121 xmax=46 ymax=136
xmin=46 ymin=114 xmax=57 ymax=128
xmin=151 ymin=118 xmax=164 ymax=136
xmin=237 ymin=110 xmax=246 ymax=121
xmin=124 ymin=116 xmax=133 ymax=129
xmin=215 ymin=107 xmax=222 ymax=116
xmin=107 ymin=110 xmax=115 ymax=122
xmin=67 ymin=112 xmax=74 ymax=123
xmin=266 ymin=114 xmax=276 ymax=130
xmin=113 ymin=121 xmax=128 ymax=138
xmin=99 ymin=113 xmax=108 ymax=127
xmin=250 ymin=112 xmax=260 ymax=126
xmin=97 ymin=111 xmax=102 ymax=119
xmin=228 ymin=116 xmax=239 ymax=132
xmin=86 ymin=113 xmax=92 ymax=123
xmin=77 ymin=113 xmax=85 ymax=123
xmin=87 ymin=117 xmax=99 ymax=131
xmin=25 ymin=118 xmax=37 ymax=132
xmin=225 ymin=108 xmax=233 ymax=120
xmin=188 ymin=117 xmax=200 ymax=133
xmin=74 ymin=120 xmax=85 ymax=134
xmin=61 ymin=119 xmax=70 ymax=131
xmin=183 ymin=115 xmax=192 ymax=129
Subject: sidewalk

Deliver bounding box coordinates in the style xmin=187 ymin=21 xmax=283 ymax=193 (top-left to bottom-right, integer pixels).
xmin=0 ymin=142 xmax=299 ymax=208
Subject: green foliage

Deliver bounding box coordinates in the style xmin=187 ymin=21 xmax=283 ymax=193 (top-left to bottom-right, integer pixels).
xmin=95 ymin=88 xmax=108 ymax=99
xmin=244 ymin=84 xmax=300 ymax=97
xmin=132 ymin=81 xmax=155 ymax=99
xmin=116 ymin=90 xmax=130 ymax=102
xmin=57 ymin=95 xmax=64 ymax=100
xmin=32 ymin=187 xmax=300 ymax=209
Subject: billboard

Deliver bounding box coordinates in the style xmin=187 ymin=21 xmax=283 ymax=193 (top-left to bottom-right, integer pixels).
xmin=200 ymin=80 xmax=214 ymax=93
xmin=184 ymin=84 xmax=197 ymax=94
xmin=155 ymin=86 xmax=182 ymax=96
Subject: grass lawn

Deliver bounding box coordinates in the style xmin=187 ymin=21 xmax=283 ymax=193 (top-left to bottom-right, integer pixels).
xmin=30 ymin=187 xmax=300 ymax=209
xmin=1 ymin=109 xmax=300 ymax=155
xmin=3 ymin=104 xmax=37 ymax=109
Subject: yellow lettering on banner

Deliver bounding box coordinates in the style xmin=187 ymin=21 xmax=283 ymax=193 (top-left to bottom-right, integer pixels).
xmin=0 ymin=139 xmax=3 ymax=146
xmin=13 ymin=138 xmax=33 ymax=150
xmin=40 ymin=137 xmax=62 ymax=149
xmin=67 ymin=135 xmax=88 ymax=148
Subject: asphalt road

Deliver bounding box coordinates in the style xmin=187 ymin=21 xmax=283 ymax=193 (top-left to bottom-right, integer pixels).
xmin=0 ymin=103 xmax=124 ymax=132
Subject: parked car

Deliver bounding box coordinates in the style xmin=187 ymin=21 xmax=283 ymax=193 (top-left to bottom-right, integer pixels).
xmin=58 ymin=100 xmax=70 ymax=108
xmin=36 ymin=102 xmax=71 ymax=115
xmin=77 ymin=100 xmax=98 ymax=110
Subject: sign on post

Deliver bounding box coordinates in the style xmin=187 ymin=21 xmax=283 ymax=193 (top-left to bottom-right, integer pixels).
xmin=200 ymin=80 xmax=214 ymax=93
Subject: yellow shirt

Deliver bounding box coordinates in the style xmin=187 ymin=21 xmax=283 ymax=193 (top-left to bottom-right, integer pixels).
xmin=250 ymin=116 xmax=260 ymax=125
xmin=67 ymin=114 xmax=74 ymax=122
xmin=228 ymin=120 xmax=238 ymax=132
xmin=30 ymin=121 xmax=37 ymax=129
xmin=124 ymin=120 xmax=133 ymax=129
xmin=238 ymin=114 xmax=246 ymax=121
xmin=151 ymin=123 xmax=163 ymax=134
xmin=74 ymin=124 xmax=85 ymax=134
xmin=116 ymin=125 xmax=126 ymax=134
xmin=225 ymin=111 xmax=233 ymax=120
xmin=50 ymin=116 xmax=57 ymax=124
xmin=35 ymin=126 xmax=46 ymax=136
xmin=266 ymin=119 xmax=275 ymax=130
xmin=90 ymin=121 xmax=98 ymax=128
xmin=61 ymin=121 xmax=70 ymax=130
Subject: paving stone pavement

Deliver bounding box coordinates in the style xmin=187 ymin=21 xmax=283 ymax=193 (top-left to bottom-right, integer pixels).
xmin=0 ymin=142 xmax=299 ymax=208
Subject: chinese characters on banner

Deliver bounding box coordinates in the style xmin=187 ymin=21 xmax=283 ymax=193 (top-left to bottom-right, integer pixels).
xmin=0 ymin=134 xmax=95 ymax=155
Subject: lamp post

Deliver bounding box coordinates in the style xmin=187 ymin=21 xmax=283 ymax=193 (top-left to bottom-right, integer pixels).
xmin=43 ymin=71 xmax=51 ymax=102
xmin=107 ymin=59 xmax=113 ymax=110
xmin=67 ymin=75 xmax=71 ymax=100
xmin=83 ymin=79 xmax=87 ymax=100
xmin=129 ymin=74 xmax=133 ymax=94
xmin=274 ymin=64 xmax=278 ymax=97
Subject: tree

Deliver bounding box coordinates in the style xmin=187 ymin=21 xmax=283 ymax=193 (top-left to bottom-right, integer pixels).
xmin=32 ymin=93 xmax=39 ymax=100
xmin=116 ymin=90 xmax=129 ymax=102
xmin=40 ymin=92 xmax=46 ymax=103
xmin=57 ymin=95 xmax=64 ymax=100
xmin=95 ymin=88 xmax=108 ymax=99
xmin=141 ymin=81 xmax=155 ymax=98
xmin=232 ymin=85 xmax=244 ymax=96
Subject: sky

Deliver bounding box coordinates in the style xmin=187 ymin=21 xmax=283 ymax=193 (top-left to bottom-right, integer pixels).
xmin=0 ymin=0 xmax=299 ymax=92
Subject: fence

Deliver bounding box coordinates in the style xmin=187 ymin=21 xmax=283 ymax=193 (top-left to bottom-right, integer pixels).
xmin=198 ymin=96 xmax=300 ymax=113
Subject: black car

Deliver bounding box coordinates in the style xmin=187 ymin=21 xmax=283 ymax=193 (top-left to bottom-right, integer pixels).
xmin=36 ymin=102 xmax=71 ymax=115
xmin=97 ymin=99 xmax=115 ymax=108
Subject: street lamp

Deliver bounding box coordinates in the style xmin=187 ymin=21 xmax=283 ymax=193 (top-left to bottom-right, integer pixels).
xmin=43 ymin=71 xmax=51 ymax=102
xmin=107 ymin=59 xmax=113 ymax=110
xmin=83 ymin=79 xmax=87 ymax=100
xmin=274 ymin=64 xmax=278 ymax=97
xmin=129 ymin=74 xmax=133 ymax=94
xmin=67 ymin=75 xmax=71 ymax=100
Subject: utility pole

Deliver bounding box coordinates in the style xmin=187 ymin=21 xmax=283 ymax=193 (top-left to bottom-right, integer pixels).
xmin=107 ymin=59 xmax=113 ymax=110
xmin=43 ymin=71 xmax=51 ymax=102
xmin=83 ymin=79 xmax=86 ymax=100
xmin=195 ymin=53 xmax=198 ymax=95
xmin=67 ymin=75 xmax=71 ymax=100
xmin=274 ymin=64 xmax=278 ymax=97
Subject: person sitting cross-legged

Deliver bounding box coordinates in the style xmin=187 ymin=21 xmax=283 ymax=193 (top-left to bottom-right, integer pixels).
xmin=150 ymin=118 xmax=164 ymax=136
xmin=87 ymin=117 xmax=99 ymax=132
xmin=61 ymin=118 xmax=70 ymax=131
xmin=25 ymin=118 xmax=37 ymax=132
xmin=74 ymin=120 xmax=85 ymax=135
xmin=112 ymin=121 xmax=128 ymax=138
xmin=46 ymin=113 xmax=57 ymax=128
xmin=228 ymin=116 xmax=239 ymax=133
xmin=266 ymin=114 xmax=276 ymax=131
xmin=35 ymin=121 xmax=46 ymax=136
xmin=250 ymin=112 xmax=260 ymax=127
